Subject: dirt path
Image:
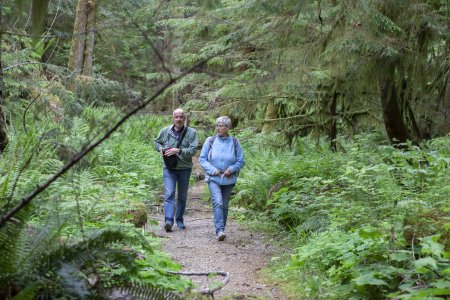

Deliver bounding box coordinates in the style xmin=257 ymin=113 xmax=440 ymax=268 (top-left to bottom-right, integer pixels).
xmin=148 ymin=160 xmax=283 ymax=299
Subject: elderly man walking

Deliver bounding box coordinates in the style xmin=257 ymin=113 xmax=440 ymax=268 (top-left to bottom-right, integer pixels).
xmin=154 ymin=108 xmax=198 ymax=232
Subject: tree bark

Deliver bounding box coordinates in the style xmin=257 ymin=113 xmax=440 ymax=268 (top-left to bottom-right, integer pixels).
xmin=0 ymin=0 xmax=9 ymax=153
xmin=379 ymin=68 xmax=411 ymax=145
xmin=68 ymin=0 xmax=88 ymax=79
xmin=82 ymin=0 xmax=96 ymax=76
xmin=330 ymin=91 xmax=337 ymax=151
xmin=437 ymin=71 xmax=450 ymax=135
xmin=261 ymin=100 xmax=278 ymax=133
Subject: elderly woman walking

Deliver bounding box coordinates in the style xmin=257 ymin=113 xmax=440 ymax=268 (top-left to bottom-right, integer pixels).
xmin=199 ymin=116 xmax=245 ymax=241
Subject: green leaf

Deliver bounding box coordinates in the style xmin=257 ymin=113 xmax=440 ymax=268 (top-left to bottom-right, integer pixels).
xmin=414 ymin=257 xmax=438 ymax=272
xmin=353 ymin=273 xmax=388 ymax=286
xmin=432 ymin=280 xmax=450 ymax=289
xmin=390 ymin=251 xmax=411 ymax=262
xmin=359 ymin=228 xmax=382 ymax=239
xmin=420 ymin=235 xmax=444 ymax=257
xmin=414 ymin=288 xmax=450 ymax=297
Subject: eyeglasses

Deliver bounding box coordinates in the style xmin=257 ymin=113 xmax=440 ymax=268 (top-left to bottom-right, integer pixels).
xmin=215 ymin=124 xmax=226 ymax=128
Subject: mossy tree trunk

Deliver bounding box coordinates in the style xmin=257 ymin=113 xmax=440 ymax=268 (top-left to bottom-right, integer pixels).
xmin=68 ymin=0 xmax=97 ymax=88
xmin=436 ymin=71 xmax=450 ymax=136
xmin=329 ymin=91 xmax=338 ymax=151
xmin=261 ymin=100 xmax=278 ymax=133
xmin=379 ymin=65 xmax=411 ymax=145
xmin=68 ymin=0 xmax=88 ymax=76
xmin=0 ymin=0 xmax=8 ymax=153
xmin=82 ymin=0 xmax=96 ymax=76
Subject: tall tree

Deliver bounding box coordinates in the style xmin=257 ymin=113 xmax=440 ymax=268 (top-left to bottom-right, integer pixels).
xmin=67 ymin=0 xmax=97 ymax=86
xmin=82 ymin=0 xmax=96 ymax=76
xmin=0 ymin=0 xmax=8 ymax=153
xmin=379 ymin=64 xmax=411 ymax=144
xmin=320 ymin=0 xmax=450 ymax=143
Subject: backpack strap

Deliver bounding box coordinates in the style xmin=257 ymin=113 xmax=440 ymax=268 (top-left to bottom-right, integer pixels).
xmin=207 ymin=136 xmax=215 ymax=162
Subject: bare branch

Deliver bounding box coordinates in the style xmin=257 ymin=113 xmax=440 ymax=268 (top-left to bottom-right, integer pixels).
xmin=168 ymin=271 xmax=230 ymax=296
xmin=2 ymin=24 xmax=134 ymax=39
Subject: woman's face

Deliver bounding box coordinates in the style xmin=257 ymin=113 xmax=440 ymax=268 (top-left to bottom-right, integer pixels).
xmin=216 ymin=123 xmax=229 ymax=136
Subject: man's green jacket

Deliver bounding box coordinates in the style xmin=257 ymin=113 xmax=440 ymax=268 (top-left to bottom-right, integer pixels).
xmin=154 ymin=126 xmax=198 ymax=169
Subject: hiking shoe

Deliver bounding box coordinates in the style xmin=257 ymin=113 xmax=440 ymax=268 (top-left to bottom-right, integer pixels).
xmin=177 ymin=221 xmax=186 ymax=230
xmin=217 ymin=231 xmax=226 ymax=241
xmin=164 ymin=222 xmax=173 ymax=232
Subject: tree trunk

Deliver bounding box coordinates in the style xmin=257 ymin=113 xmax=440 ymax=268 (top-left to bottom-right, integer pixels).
xmin=0 ymin=0 xmax=8 ymax=153
xmin=82 ymin=0 xmax=96 ymax=76
xmin=379 ymin=68 xmax=411 ymax=145
xmin=261 ymin=100 xmax=278 ymax=133
xmin=68 ymin=0 xmax=88 ymax=80
xmin=436 ymin=71 xmax=450 ymax=136
xmin=329 ymin=91 xmax=338 ymax=151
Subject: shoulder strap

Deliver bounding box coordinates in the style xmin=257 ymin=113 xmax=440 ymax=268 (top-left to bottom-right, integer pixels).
xmin=176 ymin=127 xmax=188 ymax=148
xmin=207 ymin=136 xmax=215 ymax=162
xmin=209 ymin=136 xmax=216 ymax=147
xmin=232 ymin=137 xmax=238 ymax=157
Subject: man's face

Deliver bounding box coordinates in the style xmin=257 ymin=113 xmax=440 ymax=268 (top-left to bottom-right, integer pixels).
xmin=173 ymin=112 xmax=185 ymax=127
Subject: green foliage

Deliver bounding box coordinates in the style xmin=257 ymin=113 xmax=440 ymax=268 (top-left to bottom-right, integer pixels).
xmin=236 ymin=133 xmax=450 ymax=299
xmin=0 ymin=102 xmax=190 ymax=297
xmin=72 ymin=75 xmax=138 ymax=107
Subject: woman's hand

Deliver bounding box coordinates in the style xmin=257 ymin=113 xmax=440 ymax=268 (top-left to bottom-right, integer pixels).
xmin=213 ymin=170 xmax=221 ymax=176
xmin=224 ymin=168 xmax=232 ymax=177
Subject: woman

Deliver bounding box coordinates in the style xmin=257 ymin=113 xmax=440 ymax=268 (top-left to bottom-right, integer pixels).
xmin=199 ymin=116 xmax=245 ymax=241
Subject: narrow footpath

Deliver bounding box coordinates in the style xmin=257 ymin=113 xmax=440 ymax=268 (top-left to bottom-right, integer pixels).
xmin=148 ymin=158 xmax=283 ymax=299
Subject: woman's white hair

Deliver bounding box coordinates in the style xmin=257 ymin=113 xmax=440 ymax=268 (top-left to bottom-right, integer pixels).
xmin=216 ymin=116 xmax=232 ymax=128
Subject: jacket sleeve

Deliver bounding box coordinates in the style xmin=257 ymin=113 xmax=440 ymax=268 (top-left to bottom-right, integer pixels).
xmin=199 ymin=137 xmax=219 ymax=175
xmin=227 ymin=139 xmax=245 ymax=174
xmin=154 ymin=128 xmax=166 ymax=152
xmin=178 ymin=128 xmax=198 ymax=159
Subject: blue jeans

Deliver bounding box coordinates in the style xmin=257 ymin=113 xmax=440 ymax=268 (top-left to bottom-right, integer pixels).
xmin=208 ymin=181 xmax=234 ymax=235
xmin=163 ymin=167 xmax=192 ymax=225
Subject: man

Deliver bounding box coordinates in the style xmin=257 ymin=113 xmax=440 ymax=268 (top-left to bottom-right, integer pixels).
xmin=154 ymin=108 xmax=198 ymax=232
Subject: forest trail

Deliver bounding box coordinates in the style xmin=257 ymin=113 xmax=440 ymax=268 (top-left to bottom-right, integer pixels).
xmin=148 ymin=157 xmax=284 ymax=299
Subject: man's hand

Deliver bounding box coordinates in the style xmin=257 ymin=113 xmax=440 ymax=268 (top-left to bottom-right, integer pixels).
xmin=164 ymin=148 xmax=180 ymax=156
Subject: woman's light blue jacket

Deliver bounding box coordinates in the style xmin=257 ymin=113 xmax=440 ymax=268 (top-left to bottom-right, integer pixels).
xmin=199 ymin=135 xmax=245 ymax=186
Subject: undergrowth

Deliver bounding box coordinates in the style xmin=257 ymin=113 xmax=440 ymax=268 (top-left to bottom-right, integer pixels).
xmin=0 ymin=105 xmax=194 ymax=298
xmin=233 ymin=131 xmax=450 ymax=299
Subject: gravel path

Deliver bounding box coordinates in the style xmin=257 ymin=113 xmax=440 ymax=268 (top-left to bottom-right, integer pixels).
xmin=148 ymin=160 xmax=283 ymax=299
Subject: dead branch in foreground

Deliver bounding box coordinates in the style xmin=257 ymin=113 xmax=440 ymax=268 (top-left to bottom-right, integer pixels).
xmin=168 ymin=271 xmax=230 ymax=297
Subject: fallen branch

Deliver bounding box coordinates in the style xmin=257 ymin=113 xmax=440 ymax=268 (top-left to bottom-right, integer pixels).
xmin=187 ymin=217 xmax=213 ymax=222
xmin=168 ymin=271 xmax=230 ymax=296
xmin=185 ymin=208 xmax=211 ymax=213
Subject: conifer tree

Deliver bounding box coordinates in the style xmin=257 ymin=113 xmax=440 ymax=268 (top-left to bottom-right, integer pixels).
xmin=0 ymin=0 xmax=8 ymax=152
xmin=67 ymin=0 xmax=97 ymax=88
